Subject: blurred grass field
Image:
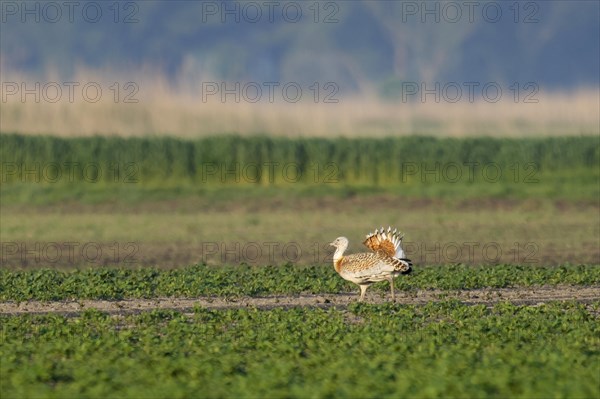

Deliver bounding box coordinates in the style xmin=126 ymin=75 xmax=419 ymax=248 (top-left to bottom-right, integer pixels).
xmin=1 ymin=190 xmax=598 ymax=268
xmin=1 ymin=134 xmax=597 ymax=193
xmin=1 ymin=70 xmax=598 ymax=137
xmin=1 ymin=133 xmax=598 ymax=269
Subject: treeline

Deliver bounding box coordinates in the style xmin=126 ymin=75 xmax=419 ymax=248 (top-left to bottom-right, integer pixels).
xmin=3 ymin=2 xmax=599 ymax=89
xmin=0 ymin=134 xmax=597 ymax=187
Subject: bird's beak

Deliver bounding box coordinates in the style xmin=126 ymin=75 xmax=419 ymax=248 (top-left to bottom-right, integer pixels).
xmin=329 ymin=242 xmax=335 ymax=247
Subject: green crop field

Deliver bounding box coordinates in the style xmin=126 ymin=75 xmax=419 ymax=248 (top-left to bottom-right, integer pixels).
xmin=2 ymin=302 xmax=599 ymax=398
xmin=1 ymin=264 xmax=599 ymax=302
xmin=1 ymin=133 xmax=599 ymax=399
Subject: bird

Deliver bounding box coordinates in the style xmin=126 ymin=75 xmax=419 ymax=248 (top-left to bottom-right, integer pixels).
xmin=330 ymin=227 xmax=412 ymax=302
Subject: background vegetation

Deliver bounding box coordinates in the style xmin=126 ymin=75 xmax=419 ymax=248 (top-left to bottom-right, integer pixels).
xmin=1 ymin=134 xmax=598 ymax=200
xmin=2 ymin=133 xmax=598 ymax=269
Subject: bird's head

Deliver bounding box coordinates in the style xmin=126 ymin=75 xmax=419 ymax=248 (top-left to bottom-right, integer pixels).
xmin=329 ymin=236 xmax=349 ymax=251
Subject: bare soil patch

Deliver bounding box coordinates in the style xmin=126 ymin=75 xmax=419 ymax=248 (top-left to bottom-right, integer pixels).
xmin=1 ymin=286 xmax=598 ymax=316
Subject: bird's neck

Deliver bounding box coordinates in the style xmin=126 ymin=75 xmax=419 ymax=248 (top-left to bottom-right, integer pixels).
xmin=333 ymin=245 xmax=347 ymax=269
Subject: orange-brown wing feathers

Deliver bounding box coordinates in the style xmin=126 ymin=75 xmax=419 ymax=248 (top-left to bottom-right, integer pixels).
xmin=363 ymin=235 xmax=396 ymax=257
xmin=362 ymin=227 xmax=403 ymax=258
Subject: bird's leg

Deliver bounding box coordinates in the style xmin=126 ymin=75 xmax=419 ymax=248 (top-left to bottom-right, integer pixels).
xmin=359 ymin=285 xmax=368 ymax=302
xmin=388 ymin=277 xmax=395 ymax=302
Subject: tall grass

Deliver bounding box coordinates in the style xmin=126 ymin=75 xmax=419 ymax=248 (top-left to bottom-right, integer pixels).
xmin=1 ymin=70 xmax=598 ymax=137
xmin=1 ymin=134 xmax=597 ymax=188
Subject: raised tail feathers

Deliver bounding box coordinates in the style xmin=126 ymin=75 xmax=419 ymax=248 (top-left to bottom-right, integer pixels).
xmin=363 ymin=226 xmax=407 ymax=259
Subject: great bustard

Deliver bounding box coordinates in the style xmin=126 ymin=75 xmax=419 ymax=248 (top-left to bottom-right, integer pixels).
xmin=330 ymin=227 xmax=412 ymax=301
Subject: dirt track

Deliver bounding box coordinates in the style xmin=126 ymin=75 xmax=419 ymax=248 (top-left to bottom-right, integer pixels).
xmin=1 ymin=286 xmax=598 ymax=316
